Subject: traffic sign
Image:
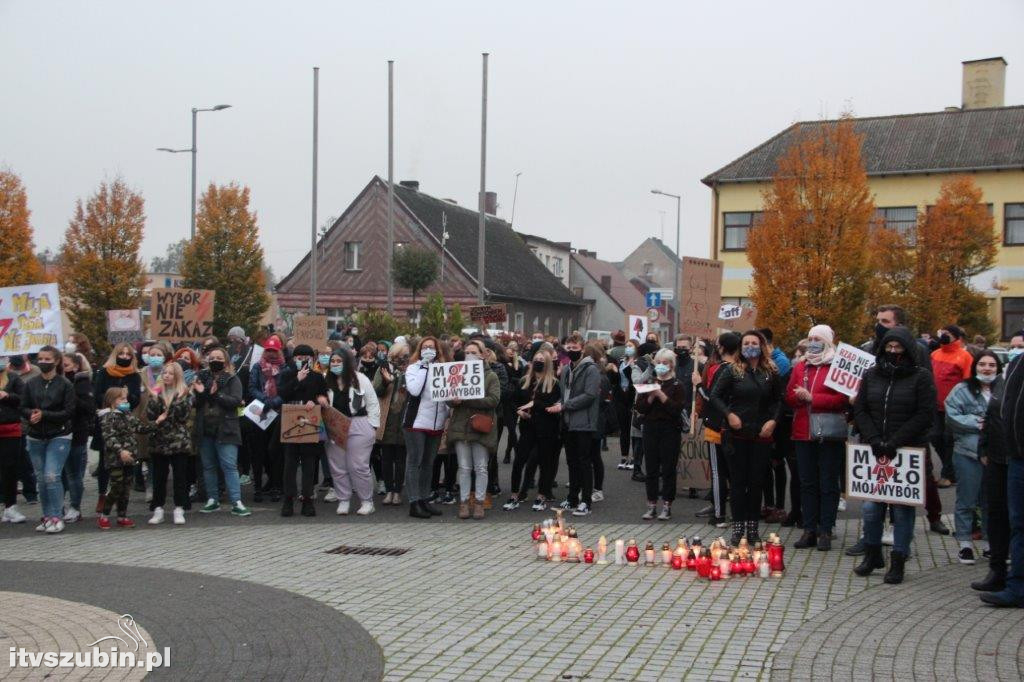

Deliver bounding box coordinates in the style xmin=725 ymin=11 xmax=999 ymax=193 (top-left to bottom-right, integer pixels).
xmin=650 ymin=288 xmax=675 ymax=301
xmin=645 ymin=292 xmax=662 ymax=308
xmin=647 ymin=308 xmax=660 ymax=322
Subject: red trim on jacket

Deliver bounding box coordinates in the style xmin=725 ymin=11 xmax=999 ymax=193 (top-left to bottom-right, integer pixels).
xmin=785 ymin=360 xmax=849 ymax=441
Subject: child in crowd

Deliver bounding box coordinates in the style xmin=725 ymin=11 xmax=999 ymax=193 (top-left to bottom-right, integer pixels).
xmin=98 ymin=387 xmax=143 ymax=529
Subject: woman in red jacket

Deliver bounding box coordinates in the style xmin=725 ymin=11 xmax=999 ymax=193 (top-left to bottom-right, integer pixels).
xmin=785 ymin=324 xmax=849 ymax=551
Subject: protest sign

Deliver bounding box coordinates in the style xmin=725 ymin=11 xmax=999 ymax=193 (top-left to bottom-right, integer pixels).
xmin=677 ymin=438 xmax=712 ymax=490
xmin=718 ymin=304 xmax=758 ymax=332
xmin=292 ymin=315 xmax=328 ymax=350
xmin=151 ymin=288 xmax=215 ymax=342
xmin=633 ymin=383 xmax=659 ymax=395
xmin=243 ymin=399 xmax=277 ymax=431
xmin=627 ymin=314 xmax=649 ymax=343
xmin=428 ymin=360 xmax=486 ymax=402
xmin=680 ymin=257 xmax=724 ymax=337
xmin=107 ymin=309 xmax=144 ymax=345
xmin=846 ymin=444 xmax=925 ymax=507
xmin=824 ymin=342 xmax=876 ymax=397
xmin=279 ymin=404 xmax=321 ymax=444
xmin=321 ymin=405 xmax=352 ymax=448
xmin=0 ymin=283 xmax=63 ymax=356
xmin=469 ymin=304 xmax=507 ymax=324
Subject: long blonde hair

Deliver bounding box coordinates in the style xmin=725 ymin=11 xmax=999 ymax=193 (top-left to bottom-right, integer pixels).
xmin=104 ymin=342 xmax=138 ymax=372
xmin=522 ymin=350 xmax=556 ymax=393
xmin=159 ymin=362 xmax=189 ymax=408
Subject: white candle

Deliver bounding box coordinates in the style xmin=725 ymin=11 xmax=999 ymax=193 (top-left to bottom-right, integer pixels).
xmin=597 ymin=536 xmax=608 ymax=565
xmin=614 ymin=539 xmax=625 ymax=565
xmin=538 ymin=542 xmax=548 ymax=560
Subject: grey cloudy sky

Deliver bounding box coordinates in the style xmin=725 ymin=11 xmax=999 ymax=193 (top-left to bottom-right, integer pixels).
xmin=2 ymin=0 xmax=1022 ymax=280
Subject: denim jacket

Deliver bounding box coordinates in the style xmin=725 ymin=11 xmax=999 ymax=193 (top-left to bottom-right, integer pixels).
xmin=945 ymin=378 xmax=1004 ymax=460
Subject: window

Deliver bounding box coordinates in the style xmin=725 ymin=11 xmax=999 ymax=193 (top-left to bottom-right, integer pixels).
xmin=722 ymin=212 xmax=762 ymax=251
xmin=721 ymin=297 xmax=753 ymax=308
xmin=874 ymin=207 xmax=918 ymax=245
xmin=1005 ymin=204 xmax=1024 ymax=245
xmin=344 ymin=241 xmax=361 ymax=270
xmin=1002 ymin=298 xmax=1024 ymax=340
xmin=642 ymin=261 xmax=653 ymax=276
xmin=514 ymin=312 xmax=525 ymax=332
xmin=545 ymin=255 xmax=551 ymax=268
xmin=557 ymin=318 xmax=564 ymax=338
xmin=326 ymin=308 xmax=346 ymax=332
xmin=544 ymin=317 xmax=550 ymax=333
xmin=553 ymin=257 xmax=564 ymax=277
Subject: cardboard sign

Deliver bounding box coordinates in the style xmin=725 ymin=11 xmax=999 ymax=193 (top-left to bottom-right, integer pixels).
xmin=846 ymin=444 xmax=925 ymax=506
xmin=428 ymin=360 xmax=486 ymax=401
xmin=824 ymin=342 xmax=876 ymax=397
xmin=151 ymin=288 xmax=215 ymax=342
xmin=322 ymin=405 xmax=352 ymax=448
xmin=680 ymin=257 xmax=724 ymax=337
xmin=279 ymin=404 xmax=321 ymax=444
xmin=677 ymin=439 xmax=713 ymax=490
xmin=717 ymin=304 xmax=758 ymax=332
xmin=469 ymin=304 xmax=507 ymax=324
xmin=292 ymin=315 xmax=328 ymax=350
xmin=627 ymin=314 xmax=649 ymax=343
xmin=0 ymin=283 xmax=63 ymax=355
xmin=107 ymin=309 xmax=144 ymax=345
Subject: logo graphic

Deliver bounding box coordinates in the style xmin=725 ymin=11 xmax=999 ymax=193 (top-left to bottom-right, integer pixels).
xmin=87 ymin=614 xmax=149 ymax=651
xmin=9 ymin=613 xmax=169 ymax=672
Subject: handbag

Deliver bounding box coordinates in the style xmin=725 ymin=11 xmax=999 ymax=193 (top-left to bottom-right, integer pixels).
xmin=470 ymin=413 xmax=494 ymax=434
xmin=804 ymin=369 xmax=847 ymax=441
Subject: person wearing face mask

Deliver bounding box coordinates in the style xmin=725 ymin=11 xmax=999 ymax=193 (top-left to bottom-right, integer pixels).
xmin=91 ymin=342 xmax=142 ymax=514
xmin=853 ymin=327 xmax=936 ymax=584
xmin=503 ymin=349 xmax=562 ymax=511
xmin=931 ymin=325 xmax=975 ymax=489
xmin=612 ymin=339 xmax=641 ymax=472
xmin=373 ymin=343 xmax=411 ymax=505
xmin=142 ymin=362 xmax=193 ymax=525
xmin=227 ymin=326 xmax=252 ymax=369
xmin=0 ymin=354 xmax=28 ymax=523
xmin=358 ymin=342 xmax=380 ymax=381
xmin=785 ymin=324 xmax=848 ymax=551
xmin=945 ymin=351 xmax=1003 ymax=565
xmin=248 ymin=335 xmax=286 ymax=502
xmin=59 ymin=352 xmax=95 ymax=524
xmin=403 ymin=337 xmax=451 ymax=519
xmin=1006 ymin=331 xmax=1024 ymax=370
xmin=97 ymin=386 xmax=143 ymax=529
xmin=136 ymin=341 xmax=174 ymax=495
xmin=553 ymin=334 xmax=602 ymax=517
xmin=635 ymin=348 xmax=687 ymax=521
xmin=710 ymin=330 xmax=783 ymax=545
xmin=324 ymin=348 xmax=380 ymax=516
xmin=275 ymin=344 xmax=328 ymax=517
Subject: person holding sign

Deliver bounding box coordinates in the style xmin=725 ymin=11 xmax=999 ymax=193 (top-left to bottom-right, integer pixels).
xmin=709 ymin=330 xmax=783 ymax=545
xmin=635 ymin=349 xmax=687 ymax=521
xmin=403 ymin=337 xmax=451 ymax=519
xmin=852 ymin=327 xmax=936 ymax=584
xmin=0 ymin=355 xmax=28 ymax=524
xmin=276 ymin=344 xmax=328 ymax=518
xmin=325 ymin=348 xmax=380 ymax=516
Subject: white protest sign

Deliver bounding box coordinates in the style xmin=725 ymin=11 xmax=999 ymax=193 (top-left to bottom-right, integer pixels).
xmin=0 ymin=283 xmax=64 ymax=356
xmin=846 ymin=443 xmax=925 ymax=507
xmin=718 ymin=304 xmax=742 ymax=320
xmin=627 ymin=314 xmax=649 ymax=343
xmin=633 ymin=383 xmax=659 ymax=395
xmin=428 ymin=360 xmax=486 ymax=402
xmin=824 ymin=342 xmax=876 ymax=397
xmin=243 ymin=399 xmax=277 ymax=431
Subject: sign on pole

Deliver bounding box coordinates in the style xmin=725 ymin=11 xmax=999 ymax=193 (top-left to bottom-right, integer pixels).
xmin=0 ymin=283 xmax=63 ymax=355
xmin=650 ymin=288 xmax=674 ymax=301
xmin=824 ymin=343 xmax=877 ymax=397
xmin=469 ymin=304 xmax=507 ymax=324
xmin=646 ymin=307 xmax=660 ymax=323
xmin=645 ymin=291 xmax=662 ymax=308
xmin=106 ymin=309 xmax=144 ymax=345
xmin=846 ymin=444 xmax=925 ymax=506
xmin=717 ymin=304 xmax=758 ymax=332
xmin=150 ymin=288 xmax=215 ymax=343
xmin=428 ymin=360 xmax=486 ymax=401
xmin=292 ymin=315 xmax=328 ymax=350
xmin=627 ymin=314 xmax=649 ymax=343
xmin=679 ymin=257 xmax=724 ymax=337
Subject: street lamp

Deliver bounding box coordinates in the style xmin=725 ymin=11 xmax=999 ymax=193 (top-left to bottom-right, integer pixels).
xmin=651 ymin=189 xmax=681 ymax=337
xmin=157 ymin=104 xmax=232 ymax=239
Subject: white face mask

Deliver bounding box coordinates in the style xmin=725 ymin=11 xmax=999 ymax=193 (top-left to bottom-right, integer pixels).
xmin=420 ymin=348 xmax=437 ymax=362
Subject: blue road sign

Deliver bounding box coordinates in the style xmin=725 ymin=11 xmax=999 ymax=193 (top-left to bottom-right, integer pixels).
xmin=645 ymin=291 xmax=662 ymax=308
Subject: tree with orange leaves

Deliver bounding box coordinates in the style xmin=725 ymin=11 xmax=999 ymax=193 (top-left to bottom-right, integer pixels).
xmin=747 ymin=117 xmax=876 ymax=351
xmin=0 ymin=169 xmax=47 ymax=287
xmin=58 ymin=178 xmax=147 ymax=355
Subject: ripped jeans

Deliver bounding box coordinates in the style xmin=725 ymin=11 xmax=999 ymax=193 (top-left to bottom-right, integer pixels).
xmin=26 ymin=436 xmax=72 ymax=518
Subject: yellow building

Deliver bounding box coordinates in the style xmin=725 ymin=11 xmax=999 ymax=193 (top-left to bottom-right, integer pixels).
xmin=702 ymin=57 xmax=1024 ymax=338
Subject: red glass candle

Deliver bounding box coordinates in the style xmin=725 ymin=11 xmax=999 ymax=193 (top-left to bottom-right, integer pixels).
xmin=710 ymin=565 xmax=722 ymax=581
xmin=583 ymin=548 xmax=595 ymax=564
xmin=561 ymin=542 xmax=569 ymax=560
xmin=685 ymin=550 xmax=697 ymax=570
xmin=531 ymin=525 xmax=542 ymax=542
xmin=697 ymin=554 xmax=711 ymax=578
xmin=671 ymin=553 xmax=683 ymax=570
xmin=744 ymin=559 xmax=755 ymax=575
xmin=767 ymin=542 xmax=785 ymax=576
xmin=626 ymin=544 xmax=640 ymax=564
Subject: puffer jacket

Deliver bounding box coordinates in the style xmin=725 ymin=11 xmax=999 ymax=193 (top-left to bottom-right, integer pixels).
xmin=981 ymin=395 xmax=1009 ymax=465
xmin=945 ymin=377 xmax=1004 ymax=460
xmin=373 ymin=365 xmax=408 ymax=445
xmin=853 ymin=327 xmax=936 ymax=453
xmin=21 ymin=373 xmax=76 ymax=439
xmin=100 ymin=408 xmax=143 ymax=466
xmin=404 ymin=360 xmax=450 ymax=432
xmin=446 ymin=368 xmax=501 ymax=451
xmin=785 ymin=360 xmax=849 ymax=441
xmin=0 ymin=372 xmax=25 ymax=439
xmin=709 ymin=363 xmax=783 ymax=440
xmin=143 ymin=392 xmax=195 ymax=456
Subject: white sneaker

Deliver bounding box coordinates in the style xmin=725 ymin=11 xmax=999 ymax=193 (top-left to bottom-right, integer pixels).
xmin=148 ymin=507 xmax=165 ymax=525
xmin=63 ymin=507 xmax=82 ymax=523
xmin=356 ymin=501 xmax=374 ymax=516
xmin=837 ymin=498 xmax=847 ymax=512
xmin=45 ymin=518 xmax=65 ymax=534
xmin=2 ymin=505 xmax=27 ymax=523
xmin=882 ymin=527 xmax=894 ymax=546
xmin=336 ymin=500 xmax=350 ymax=516
xmin=172 ymin=507 xmax=186 ymax=525
xmin=145 ymin=490 xmax=153 ymax=503
xmin=592 ymin=490 xmax=605 ymax=502
xmin=324 ymin=489 xmax=339 ymax=503
xmin=35 ymin=518 xmax=49 ymax=532
xmin=375 ymin=480 xmax=386 ymax=495
xmin=657 ymin=503 xmax=671 ymax=521
xmin=572 ymin=503 xmax=591 ymax=517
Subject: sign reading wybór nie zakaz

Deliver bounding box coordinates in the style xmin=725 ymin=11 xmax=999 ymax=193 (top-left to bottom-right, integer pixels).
xmin=846 ymin=444 xmax=925 ymax=506
xmin=150 ymin=288 xmax=215 ymax=342
xmin=428 ymin=360 xmax=485 ymax=402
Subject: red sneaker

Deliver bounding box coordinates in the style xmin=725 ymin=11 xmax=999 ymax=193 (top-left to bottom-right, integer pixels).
xmin=116 ymin=517 xmax=135 ymax=528
xmin=97 ymin=516 xmax=112 ymax=530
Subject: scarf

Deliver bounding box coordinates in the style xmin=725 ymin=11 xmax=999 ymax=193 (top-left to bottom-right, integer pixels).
xmin=106 ymin=364 xmax=137 ymax=379
xmin=259 ymin=353 xmax=283 ymax=399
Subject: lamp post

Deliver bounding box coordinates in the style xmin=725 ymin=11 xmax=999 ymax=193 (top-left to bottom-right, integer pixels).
xmin=157 ymin=104 xmax=232 ymax=240
xmin=651 ymin=189 xmax=681 ymax=337
xmin=510 ymin=171 xmax=522 ymax=229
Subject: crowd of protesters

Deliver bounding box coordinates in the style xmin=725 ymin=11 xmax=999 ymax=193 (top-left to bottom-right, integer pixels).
xmin=0 ymin=306 xmax=1022 ymax=608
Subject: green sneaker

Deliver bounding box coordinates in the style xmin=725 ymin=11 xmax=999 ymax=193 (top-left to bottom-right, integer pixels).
xmin=231 ymin=502 xmax=251 ymax=517
xmin=238 ymin=475 xmax=252 ymax=487
xmin=200 ymin=499 xmax=220 ymax=513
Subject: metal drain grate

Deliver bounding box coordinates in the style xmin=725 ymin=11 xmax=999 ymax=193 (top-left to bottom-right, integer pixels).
xmin=325 ymin=545 xmax=410 ymax=557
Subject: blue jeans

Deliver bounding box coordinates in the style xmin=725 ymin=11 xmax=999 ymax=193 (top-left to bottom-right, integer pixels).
xmin=62 ymin=444 xmax=89 ymax=510
xmin=795 ymin=440 xmax=844 ymax=535
xmin=199 ymin=437 xmax=240 ymax=505
xmin=26 ymin=437 xmax=72 ymax=518
xmin=1004 ymin=458 xmax=1024 ymax=600
xmin=863 ymin=501 xmax=916 ymax=556
xmin=953 ymin=453 xmax=984 ymax=542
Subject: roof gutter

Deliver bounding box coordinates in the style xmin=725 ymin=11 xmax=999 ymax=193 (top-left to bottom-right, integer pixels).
xmin=705 ymin=164 xmax=1024 ymax=185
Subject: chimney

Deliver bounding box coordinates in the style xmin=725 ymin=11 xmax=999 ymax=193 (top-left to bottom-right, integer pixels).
xmin=599 ymin=275 xmax=612 ymax=294
xmin=399 ymin=180 xmax=419 ymax=191
xmin=484 ymin=191 xmax=498 ymax=215
xmin=962 ymin=57 xmax=1006 ymax=109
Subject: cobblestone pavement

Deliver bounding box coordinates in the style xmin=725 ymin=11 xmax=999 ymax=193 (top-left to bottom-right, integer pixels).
xmin=2 ymin=512 xmax=1021 ymax=680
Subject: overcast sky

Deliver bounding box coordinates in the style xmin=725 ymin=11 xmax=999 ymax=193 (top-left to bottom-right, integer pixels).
xmin=2 ymin=0 xmax=1022 ymax=280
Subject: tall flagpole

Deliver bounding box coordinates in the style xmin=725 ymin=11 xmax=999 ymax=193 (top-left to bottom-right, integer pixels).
xmin=387 ymin=60 xmax=396 ymax=315
xmin=310 ymin=66 xmax=319 ymax=315
xmin=477 ymin=53 xmax=488 ymax=305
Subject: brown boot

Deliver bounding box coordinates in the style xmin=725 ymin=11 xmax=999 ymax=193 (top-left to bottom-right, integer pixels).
xmin=483 ymin=493 xmax=493 ymax=510
xmin=473 ymin=502 xmax=485 ymax=520
xmin=458 ymin=502 xmax=470 ymax=519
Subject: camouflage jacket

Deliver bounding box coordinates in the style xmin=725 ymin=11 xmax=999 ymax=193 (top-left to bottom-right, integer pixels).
xmin=143 ymin=393 xmax=195 ymax=456
xmin=99 ymin=408 xmax=145 ymax=467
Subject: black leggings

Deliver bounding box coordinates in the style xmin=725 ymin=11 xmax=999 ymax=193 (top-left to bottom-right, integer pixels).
xmin=283 ymin=443 xmax=323 ymax=500
xmin=248 ymin=418 xmax=282 ymax=491
xmin=517 ymin=430 xmax=560 ymax=500
xmin=510 ymin=424 xmax=537 ymax=496
xmin=589 ymin=435 xmax=605 ymax=492
xmin=615 ymin=400 xmax=632 ymax=459
xmin=500 ymin=404 xmax=519 ymax=457
xmin=380 ymin=443 xmax=406 ymax=493
xmin=984 ymin=460 xmax=1009 ymax=568
xmin=432 ymin=451 xmax=457 ymax=492
xmin=0 ymin=437 xmax=20 ymax=507
xmin=643 ymin=423 xmax=681 ymax=502
xmin=723 ymin=434 xmax=770 ymax=522
xmin=150 ymin=452 xmax=189 ymax=509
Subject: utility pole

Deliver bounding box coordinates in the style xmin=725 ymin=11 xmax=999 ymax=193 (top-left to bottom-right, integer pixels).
xmin=387 ymin=60 xmax=395 ymax=315
xmin=477 ymin=53 xmax=488 ymax=305
xmin=310 ymin=67 xmax=319 ymax=314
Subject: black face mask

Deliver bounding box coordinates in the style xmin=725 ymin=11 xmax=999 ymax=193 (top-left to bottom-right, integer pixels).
xmin=532 ymin=361 xmax=545 ymax=373
xmin=115 ymin=356 xmax=132 ymax=368
xmin=567 ymin=350 xmax=582 ymax=362
xmin=939 ymin=335 xmax=952 ymax=346
xmin=209 ymin=360 xmax=225 ymax=373
xmin=884 ymin=351 xmax=907 ymax=366
xmin=37 ymin=362 xmax=55 ymax=374
xmin=675 ymin=348 xmax=689 ymax=357
xmin=875 ymin=323 xmax=889 ymax=339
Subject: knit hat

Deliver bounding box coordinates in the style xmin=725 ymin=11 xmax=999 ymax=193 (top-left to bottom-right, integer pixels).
xmin=293 ymin=344 xmax=315 ymax=357
xmin=943 ymin=324 xmax=966 ymax=340
xmin=807 ymin=324 xmax=835 ymax=346
xmin=227 ymin=326 xmax=246 ymax=341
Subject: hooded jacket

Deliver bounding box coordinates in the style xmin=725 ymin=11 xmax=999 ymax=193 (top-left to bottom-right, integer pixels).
xmin=931 ymin=339 xmax=974 ymax=410
xmin=853 ymin=326 xmax=936 ymax=453
xmin=559 ymin=356 xmax=601 ymax=432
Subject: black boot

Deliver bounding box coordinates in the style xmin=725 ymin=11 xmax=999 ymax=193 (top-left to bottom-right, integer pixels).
xmin=884 ymin=550 xmax=906 ymax=584
xmin=971 ymin=567 xmax=1006 ymax=592
xmin=746 ymin=521 xmax=761 ymax=544
xmin=301 ymin=497 xmax=316 ymax=517
xmin=419 ymin=500 xmax=442 ymax=517
xmin=281 ymin=497 xmax=294 ymax=517
xmin=730 ymin=522 xmax=744 ymax=546
xmin=409 ymin=502 xmax=431 ymax=519
xmin=793 ymin=530 xmax=817 ymax=549
xmin=853 ymin=544 xmax=885 ymax=576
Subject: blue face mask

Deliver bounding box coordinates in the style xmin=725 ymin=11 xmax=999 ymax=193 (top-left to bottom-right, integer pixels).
xmin=624 ymin=347 xmax=636 ymax=357
xmin=146 ymin=356 xmax=165 ymax=370
xmin=318 ymin=354 xmax=331 ymax=367
xmin=977 ymin=373 xmax=997 ymax=384
xmin=1009 ymin=348 xmax=1024 ymax=362
xmin=330 ymin=365 xmax=345 ymax=376
xmin=741 ymin=346 xmax=762 ymax=360
xmin=117 ymin=402 xmax=131 ymax=413
xmin=806 ymin=341 xmax=825 ymax=355
xmin=654 ymin=363 xmax=670 ymax=376
xmin=183 ymin=369 xmax=196 ymax=385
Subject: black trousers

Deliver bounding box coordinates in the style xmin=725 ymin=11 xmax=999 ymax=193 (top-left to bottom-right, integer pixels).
xmin=511 ymin=423 xmax=537 ymax=496
xmin=283 ymin=443 xmax=323 ymax=500
xmin=0 ymin=437 xmax=20 ymax=506
xmin=151 ymin=452 xmax=189 ymax=509
xmin=248 ymin=418 xmax=282 ymax=491
xmin=589 ymin=435 xmax=605 ymax=491
xmin=380 ymin=443 xmax=406 ymax=493
xmin=615 ymin=400 xmax=632 ymax=460
xmin=723 ymin=434 xmax=770 ymax=522
xmin=565 ymin=430 xmax=594 ymax=506
xmin=642 ymin=423 xmax=681 ymax=503
xmin=500 ymin=403 xmax=519 ymax=457
xmin=984 ymin=459 xmax=1010 ymax=569
xmin=432 ymin=451 xmax=457 ymax=492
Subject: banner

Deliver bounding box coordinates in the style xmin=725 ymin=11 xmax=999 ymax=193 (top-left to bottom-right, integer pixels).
xmin=676 ymin=439 xmax=712 ymax=489
xmin=680 ymin=257 xmax=724 ymax=337
xmin=824 ymin=342 xmax=876 ymax=397
xmin=469 ymin=304 xmax=507 ymax=324
xmin=321 ymin=405 xmax=352 ymax=448
xmin=627 ymin=314 xmax=649 ymax=343
xmin=151 ymin=288 xmax=215 ymax=342
xmin=107 ymin=309 xmax=144 ymax=345
xmin=292 ymin=315 xmax=328 ymax=350
xmin=428 ymin=360 xmax=485 ymax=401
xmin=846 ymin=444 xmax=925 ymax=507
xmin=0 ymin=283 xmax=63 ymax=356
xmin=279 ymin=404 xmax=321 ymax=444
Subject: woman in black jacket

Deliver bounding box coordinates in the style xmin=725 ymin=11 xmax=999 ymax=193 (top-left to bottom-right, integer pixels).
xmin=710 ymin=330 xmax=783 ymax=544
xmin=853 ymin=326 xmax=936 ymax=584
xmin=276 ymin=344 xmax=329 ymax=518
xmin=636 ymin=348 xmax=687 ymax=521
xmin=92 ymin=342 xmax=142 ymax=513
xmin=974 ymin=394 xmax=1011 ymax=592
xmin=0 ymin=357 xmax=26 ymax=523
xmin=60 ymin=352 xmax=95 ymax=523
